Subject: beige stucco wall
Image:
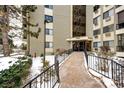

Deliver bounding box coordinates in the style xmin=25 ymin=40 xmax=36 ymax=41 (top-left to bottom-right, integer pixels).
xmin=103 ymin=5 xmax=114 ymax=13
xmin=115 ymin=6 xmax=124 ymax=13
xmin=116 ymin=52 xmax=124 ymax=57
xmin=86 ymin=5 xmax=93 ymax=37
xmin=103 ymin=32 xmax=115 ymax=41
xmin=93 ymin=35 xmax=102 ymax=42
xmin=29 ymin=6 xmax=44 ymax=56
xmin=53 ymin=5 xmax=71 ymax=52
xmin=116 ymin=28 xmax=124 ymax=35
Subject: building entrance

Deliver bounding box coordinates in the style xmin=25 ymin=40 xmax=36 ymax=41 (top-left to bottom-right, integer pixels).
xmin=73 ymin=41 xmax=91 ymax=51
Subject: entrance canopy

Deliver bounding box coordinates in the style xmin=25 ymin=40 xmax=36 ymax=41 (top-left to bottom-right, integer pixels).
xmin=66 ymin=36 xmax=92 ymax=42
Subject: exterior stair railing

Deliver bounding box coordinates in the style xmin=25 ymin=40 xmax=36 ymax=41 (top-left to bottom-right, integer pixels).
xmin=23 ymin=49 xmax=73 ymax=88
xmin=84 ymin=49 xmax=124 ymax=88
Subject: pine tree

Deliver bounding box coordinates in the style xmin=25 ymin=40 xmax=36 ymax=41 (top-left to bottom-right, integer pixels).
xmin=0 ymin=5 xmax=10 ymax=56
xmin=22 ymin=5 xmax=41 ymax=55
xmin=0 ymin=5 xmax=41 ymax=56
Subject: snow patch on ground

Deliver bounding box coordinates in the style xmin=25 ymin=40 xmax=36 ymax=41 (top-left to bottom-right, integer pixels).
xmin=27 ymin=55 xmax=55 ymax=80
xmin=102 ymin=77 xmax=117 ymax=88
xmin=0 ymin=57 xmax=18 ymax=71
xmin=45 ymin=55 xmax=55 ymax=65
xmin=0 ymin=54 xmax=24 ymax=72
xmin=28 ymin=57 xmax=43 ymax=80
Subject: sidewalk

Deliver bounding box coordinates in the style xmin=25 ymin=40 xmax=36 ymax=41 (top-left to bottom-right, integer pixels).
xmin=59 ymin=52 xmax=105 ymax=88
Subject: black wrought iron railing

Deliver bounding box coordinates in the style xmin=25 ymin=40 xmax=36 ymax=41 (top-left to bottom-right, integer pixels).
xmin=56 ymin=49 xmax=73 ymax=64
xmin=116 ymin=23 xmax=124 ymax=30
xmin=23 ymin=63 xmax=59 ymax=88
xmin=23 ymin=49 xmax=73 ymax=88
xmin=85 ymin=52 xmax=124 ymax=88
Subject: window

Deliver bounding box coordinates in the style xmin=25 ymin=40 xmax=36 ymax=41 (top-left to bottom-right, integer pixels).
xmin=93 ymin=29 xmax=101 ymax=35
xmin=118 ymin=10 xmax=124 ymax=24
xmin=117 ymin=10 xmax=124 ymax=29
xmin=45 ymin=29 xmax=53 ymax=35
xmin=45 ymin=42 xmax=53 ymax=48
xmin=44 ymin=5 xmax=53 ymax=9
xmin=93 ymin=42 xmax=101 ymax=48
xmin=103 ymin=24 xmax=114 ymax=33
xmin=103 ymin=9 xmax=114 ymax=19
xmin=103 ymin=40 xmax=114 ymax=47
xmin=45 ymin=15 xmax=53 ymax=22
xmin=0 ymin=31 xmax=2 ymax=45
xmin=117 ymin=34 xmax=124 ymax=46
xmin=117 ymin=34 xmax=124 ymax=52
xmin=93 ymin=17 xmax=99 ymax=26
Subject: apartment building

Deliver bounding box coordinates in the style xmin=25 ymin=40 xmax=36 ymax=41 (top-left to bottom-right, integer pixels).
xmin=93 ymin=5 xmax=124 ymax=57
xmin=115 ymin=5 xmax=124 ymax=57
xmin=23 ymin=5 xmax=93 ymax=56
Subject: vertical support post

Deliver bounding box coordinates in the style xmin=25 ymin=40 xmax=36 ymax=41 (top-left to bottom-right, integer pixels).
xmin=111 ymin=60 xmax=114 ymax=79
xmin=43 ymin=20 xmax=46 ymax=68
xmin=85 ymin=48 xmax=88 ymax=66
xmin=55 ymin=55 xmax=60 ymax=83
xmin=29 ymin=82 xmax=32 ymax=88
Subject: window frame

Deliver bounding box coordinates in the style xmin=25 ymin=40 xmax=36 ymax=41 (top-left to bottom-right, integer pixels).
xmin=45 ymin=28 xmax=53 ymax=35
xmin=45 ymin=42 xmax=53 ymax=48
xmin=44 ymin=5 xmax=53 ymax=9
xmin=103 ymin=8 xmax=114 ymax=19
xmin=93 ymin=29 xmax=101 ymax=35
xmin=103 ymin=24 xmax=114 ymax=33
xmin=45 ymin=15 xmax=53 ymax=22
xmin=103 ymin=40 xmax=114 ymax=47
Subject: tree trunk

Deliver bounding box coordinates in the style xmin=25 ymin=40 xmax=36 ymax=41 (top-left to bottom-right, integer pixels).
xmin=2 ymin=29 xmax=10 ymax=56
xmin=1 ymin=6 xmax=10 ymax=56
xmin=27 ymin=12 xmax=30 ymax=55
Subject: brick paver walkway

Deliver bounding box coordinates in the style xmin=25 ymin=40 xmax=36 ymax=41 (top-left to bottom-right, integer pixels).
xmin=59 ymin=52 xmax=105 ymax=88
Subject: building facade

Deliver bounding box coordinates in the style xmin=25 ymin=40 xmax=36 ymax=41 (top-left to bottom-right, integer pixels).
xmin=93 ymin=5 xmax=124 ymax=57
xmin=23 ymin=5 xmax=93 ymax=56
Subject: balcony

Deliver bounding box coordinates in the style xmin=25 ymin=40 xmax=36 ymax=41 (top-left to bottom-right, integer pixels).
xmin=105 ymin=16 xmax=111 ymax=22
xmin=117 ymin=46 xmax=124 ymax=52
xmin=103 ymin=16 xmax=114 ymax=27
xmin=116 ymin=22 xmax=124 ymax=30
xmin=105 ymin=32 xmax=111 ymax=37
xmin=94 ymin=35 xmax=98 ymax=39
xmin=93 ymin=6 xmax=101 ymax=18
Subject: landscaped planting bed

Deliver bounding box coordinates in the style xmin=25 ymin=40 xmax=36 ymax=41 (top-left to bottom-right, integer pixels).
xmin=0 ymin=56 xmax=32 ymax=88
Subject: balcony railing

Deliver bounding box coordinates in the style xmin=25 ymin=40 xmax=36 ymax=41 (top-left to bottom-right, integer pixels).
xmin=117 ymin=46 xmax=124 ymax=52
xmin=84 ymin=50 xmax=124 ymax=88
xmin=23 ymin=49 xmax=73 ymax=88
xmin=116 ymin=23 xmax=124 ymax=30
